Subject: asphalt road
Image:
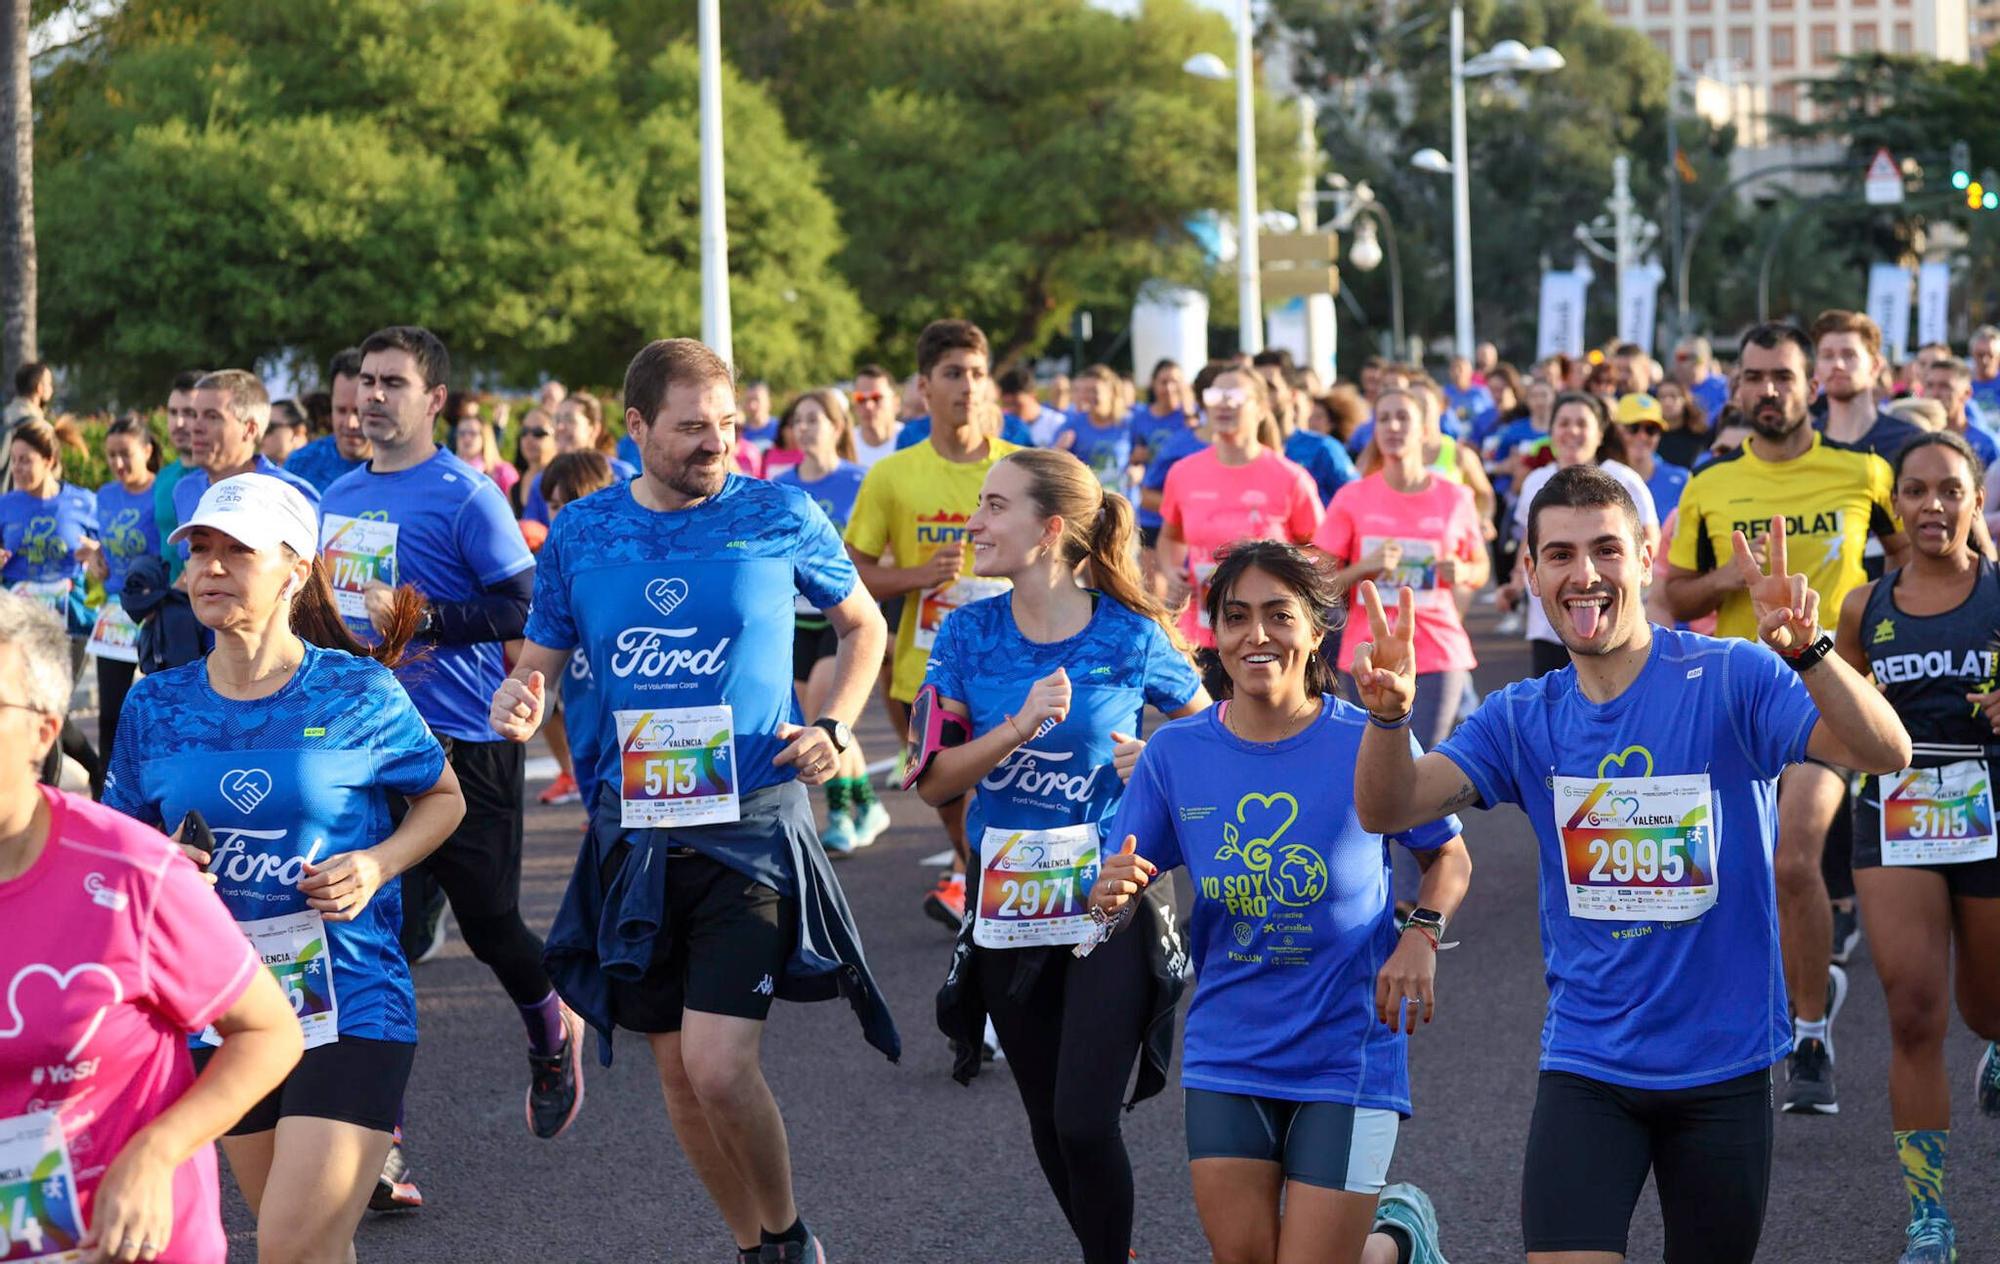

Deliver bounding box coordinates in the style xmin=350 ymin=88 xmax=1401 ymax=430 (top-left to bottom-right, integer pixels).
xmin=217 ymin=627 xmax=2000 ymax=1263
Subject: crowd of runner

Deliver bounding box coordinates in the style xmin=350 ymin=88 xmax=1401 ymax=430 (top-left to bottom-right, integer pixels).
xmin=3 ymin=308 xmax=1999 ymax=1264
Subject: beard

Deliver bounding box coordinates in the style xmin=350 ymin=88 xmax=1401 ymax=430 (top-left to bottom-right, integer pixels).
xmin=1745 ymin=398 xmax=1805 ymax=440
xmin=661 ymin=453 xmax=729 ymax=501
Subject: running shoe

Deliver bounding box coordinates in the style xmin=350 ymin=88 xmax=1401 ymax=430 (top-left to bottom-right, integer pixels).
xmin=526 ymin=1007 xmax=586 ymax=1140
xmin=1831 ymin=901 xmax=1861 ymax=965
xmin=1825 ymin=962 xmax=1850 ymax=1059
xmin=738 ymin=1249 xmax=761 ymax=1264
xmin=1782 ymin=1036 xmax=1839 ymax=1115
xmin=370 ymin=1135 xmax=423 ymax=1213
xmin=982 ymin=1015 xmax=1004 ymax=1063
xmin=852 ymin=800 xmax=891 ymax=848
xmin=760 ymin=1228 xmax=826 ymax=1263
xmin=923 ymin=871 xmax=966 ymax=929
xmin=414 ymin=910 xmax=450 ymax=965
xmin=1373 ymin=1182 xmax=1449 ymax=1264
xmin=1896 ymin=1214 xmax=1957 ymax=1263
xmin=1975 ymin=1041 xmax=2000 ymax=1118
xmin=821 ymin=810 xmax=858 ymax=857
xmin=537 ymin=771 xmax=581 ymax=806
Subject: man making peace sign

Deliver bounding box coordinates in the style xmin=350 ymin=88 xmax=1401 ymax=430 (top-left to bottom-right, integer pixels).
xmin=1350 ymin=464 xmax=1910 ymax=1264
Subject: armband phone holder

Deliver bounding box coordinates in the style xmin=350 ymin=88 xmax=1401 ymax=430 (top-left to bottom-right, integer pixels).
xmin=902 ymin=683 xmax=970 ymax=792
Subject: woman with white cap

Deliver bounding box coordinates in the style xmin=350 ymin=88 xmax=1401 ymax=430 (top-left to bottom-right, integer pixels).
xmin=103 ymin=473 xmax=466 ymax=1262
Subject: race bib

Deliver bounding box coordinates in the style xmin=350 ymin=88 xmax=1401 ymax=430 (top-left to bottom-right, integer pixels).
xmin=615 ymin=706 xmax=740 ymax=828
xmin=1361 ymin=535 xmax=1449 ymax=609
xmin=1554 ymin=772 xmax=1717 ymax=921
xmin=0 ymin=1111 xmax=84 ymax=1263
xmin=320 ymin=514 xmax=400 ymax=623
xmin=8 ymin=581 xmax=70 ymax=620
xmin=1192 ymin=561 xmax=1220 ymax=631
xmin=914 ymin=577 xmax=1008 ymax=650
xmin=83 ymin=598 xmax=138 ymax=663
xmin=1879 ymin=760 xmax=1999 ymax=866
xmin=202 ymin=911 xmax=339 ymax=1050
xmin=974 ymin=824 xmax=1101 ymax=948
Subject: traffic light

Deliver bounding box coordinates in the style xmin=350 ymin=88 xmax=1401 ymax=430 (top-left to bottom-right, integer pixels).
xmin=1973 ymin=168 xmax=2000 ymax=211
xmin=1953 ymin=140 xmax=1973 ymax=190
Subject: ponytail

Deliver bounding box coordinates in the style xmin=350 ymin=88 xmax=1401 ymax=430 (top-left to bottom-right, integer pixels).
xmin=285 ymin=551 xmax=430 ymax=672
xmin=1002 ymin=448 xmax=1193 ymax=658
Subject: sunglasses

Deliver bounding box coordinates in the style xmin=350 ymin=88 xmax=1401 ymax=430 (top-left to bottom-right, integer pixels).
xmin=852 ymin=391 xmax=886 ymax=404
xmin=1622 ymin=422 xmax=1665 ymax=435
xmin=521 ymin=427 xmax=551 ymax=439
xmin=1203 ymin=387 xmax=1250 ymax=408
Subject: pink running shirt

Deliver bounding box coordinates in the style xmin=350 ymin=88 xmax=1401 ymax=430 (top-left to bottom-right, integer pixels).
xmin=1160 ymin=448 xmax=1324 ymax=647
xmin=0 ymin=786 xmax=259 ymax=1263
xmin=1315 ymin=474 xmax=1484 ymax=674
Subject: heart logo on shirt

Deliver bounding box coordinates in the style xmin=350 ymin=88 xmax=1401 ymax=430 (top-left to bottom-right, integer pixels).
xmin=644 ymin=578 xmax=690 ymax=620
xmin=1595 ymin=745 xmax=1655 ymax=780
xmin=219 ymin=768 xmax=274 ymax=815
xmin=1 ymin=962 xmax=126 ymax=1061
xmin=358 ymin=510 xmax=390 ymax=522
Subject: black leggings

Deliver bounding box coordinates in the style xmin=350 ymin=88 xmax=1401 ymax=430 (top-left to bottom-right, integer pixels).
xmin=96 ymin=656 xmax=137 ymax=775
xmin=1521 ymin=1068 xmax=1774 ymax=1262
xmin=976 ymin=924 xmax=1151 ymax=1264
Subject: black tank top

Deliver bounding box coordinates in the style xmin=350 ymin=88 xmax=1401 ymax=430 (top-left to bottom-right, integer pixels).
xmin=1862 ymin=559 xmax=2000 ymax=761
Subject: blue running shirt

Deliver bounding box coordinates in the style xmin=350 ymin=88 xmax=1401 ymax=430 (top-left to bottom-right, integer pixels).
xmin=93 ymin=481 xmax=161 ymax=596
xmin=523 ymin=474 xmax=859 ymax=813
xmin=320 ymin=448 xmax=535 ymax=741
xmin=922 ymin=594 xmax=1200 ymax=855
xmin=1435 ymin=628 xmax=1819 ymax=1089
xmin=1110 ymin=697 xmax=1458 ymax=1113
xmin=103 ymin=644 xmax=446 ymax=1043
xmin=284 ymin=436 xmax=366 ymax=493
xmin=1056 ymin=417 xmax=1136 ymax=491
xmin=771 ymin=462 xmax=866 ymax=532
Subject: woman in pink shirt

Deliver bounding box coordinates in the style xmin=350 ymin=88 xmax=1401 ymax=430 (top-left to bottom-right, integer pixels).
xmin=1159 ymin=365 xmax=1323 ymax=649
xmin=0 ymin=592 xmax=301 ymax=1263
xmin=1316 ymin=383 xmax=1489 ymax=749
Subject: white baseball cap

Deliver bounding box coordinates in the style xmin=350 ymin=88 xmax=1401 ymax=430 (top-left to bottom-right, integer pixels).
xmin=168 ymin=473 xmax=321 ymax=560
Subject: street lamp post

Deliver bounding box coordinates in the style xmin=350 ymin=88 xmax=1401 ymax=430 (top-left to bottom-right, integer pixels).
xmin=697 ymin=0 xmax=733 ymax=366
xmin=1414 ymin=13 xmax=1564 ymax=360
xmin=1184 ymin=0 xmax=1262 ymax=354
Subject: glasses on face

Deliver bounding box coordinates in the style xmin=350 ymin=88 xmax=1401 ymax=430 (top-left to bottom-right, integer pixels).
xmin=1624 ymin=423 xmax=1665 ymax=436
xmin=852 ymin=391 xmax=885 ymax=404
xmin=521 ymin=427 xmax=551 ymax=439
xmin=0 ymin=700 xmax=48 ymax=720
xmin=1203 ymin=387 xmax=1249 ymax=408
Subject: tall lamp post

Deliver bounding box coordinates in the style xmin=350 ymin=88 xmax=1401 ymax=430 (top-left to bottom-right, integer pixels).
xmin=697 ymin=0 xmax=732 ymax=366
xmin=1184 ymin=0 xmax=1262 ymax=353
xmin=1412 ymin=15 xmax=1564 ymax=360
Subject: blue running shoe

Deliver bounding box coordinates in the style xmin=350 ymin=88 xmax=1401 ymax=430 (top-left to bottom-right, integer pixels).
xmin=852 ymin=800 xmax=891 ymax=848
xmin=821 ymin=810 xmax=858 ymax=856
xmin=1897 ymin=1214 xmax=1956 ymax=1263
xmin=1374 ymin=1182 xmax=1448 ymax=1264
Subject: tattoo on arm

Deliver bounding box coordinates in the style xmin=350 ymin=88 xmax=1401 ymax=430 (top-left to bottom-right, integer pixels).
xmin=1438 ymin=781 xmax=1478 ymax=814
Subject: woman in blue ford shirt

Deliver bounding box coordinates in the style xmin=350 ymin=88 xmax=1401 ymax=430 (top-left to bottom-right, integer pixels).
xmin=1093 ymin=540 xmax=1469 ymax=1264
xmin=105 ymin=473 xmax=465 ymax=1263
xmin=916 ymin=448 xmax=1207 ymax=1264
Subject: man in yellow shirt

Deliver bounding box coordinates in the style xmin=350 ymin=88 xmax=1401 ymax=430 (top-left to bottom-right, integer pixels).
xmin=1664 ymin=321 xmax=1906 ymax=1117
xmin=845 ymin=319 xmax=1020 ymax=926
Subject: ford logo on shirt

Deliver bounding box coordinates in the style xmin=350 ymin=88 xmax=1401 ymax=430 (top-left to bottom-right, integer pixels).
xmin=981 ymin=747 xmax=1106 ymax=802
xmin=609 ymin=628 xmax=732 ymax=679
xmin=209 ymin=831 xmax=323 ymax=888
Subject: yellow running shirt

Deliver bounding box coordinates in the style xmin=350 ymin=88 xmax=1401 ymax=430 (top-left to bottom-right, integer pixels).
xmin=1668 ymin=433 xmax=1896 ymax=643
xmin=845 ymin=436 xmax=1022 ymax=701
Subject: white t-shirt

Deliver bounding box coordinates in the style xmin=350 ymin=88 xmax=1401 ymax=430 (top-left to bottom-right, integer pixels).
xmin=1513 ymin=459 xmax=1659 ymax=646
xmin=854 ymin=429 xmax=900 ymax=469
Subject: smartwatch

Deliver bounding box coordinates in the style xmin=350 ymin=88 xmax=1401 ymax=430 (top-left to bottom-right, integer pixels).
xmin=813 ymin=717 xmax=854 ymax=753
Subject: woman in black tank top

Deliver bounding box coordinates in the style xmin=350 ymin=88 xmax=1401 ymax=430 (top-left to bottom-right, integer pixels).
xmin=1832 ymin=431 xmax=2000 ymax=1263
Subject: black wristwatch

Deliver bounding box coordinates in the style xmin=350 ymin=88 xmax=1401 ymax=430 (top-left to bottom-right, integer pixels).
xmin=813 ymin=717 xmax=854 ymax=753
xmin=1403 ymin=907 xmax=1448 ymax=937
xmin=415 ymin=607 xmax=437 ymax=640
xmin=1783 ymin=631 xmax=1835 ymax=673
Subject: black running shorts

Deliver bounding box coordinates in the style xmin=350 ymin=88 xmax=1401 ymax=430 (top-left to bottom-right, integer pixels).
xmin=792 ymin=619 xmax=838 ymax=684
xmin=595 ymin=846 xmax=798 ymax=1032
xmin=1521 ymin=1068 xmax=1773 ymax=1262
xmin=1851 ymin=777 xmax=2000 ymax=897
xmin=194 ymin=1037 xmax=414 ymax=1136
xmin=420 ymin=738 xmax=527 ymax=920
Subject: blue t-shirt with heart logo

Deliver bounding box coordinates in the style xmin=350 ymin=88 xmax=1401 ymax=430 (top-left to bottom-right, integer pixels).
xmin=103 ymin=644 xmax=446 ymax=1043
xmin=1109 ymin=696 xmax=1459 ymax=1115
xmin=1434 ymin=628 xmax=1819 ymax=1090
xmin=523 ymin=474 xmax=859 ymax=818
xmin=921 ymin=593 xmax=1201 ymax=858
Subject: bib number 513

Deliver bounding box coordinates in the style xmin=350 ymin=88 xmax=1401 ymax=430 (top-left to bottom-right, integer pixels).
xmin=643 ymin=756 xmax=699 ymax=798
